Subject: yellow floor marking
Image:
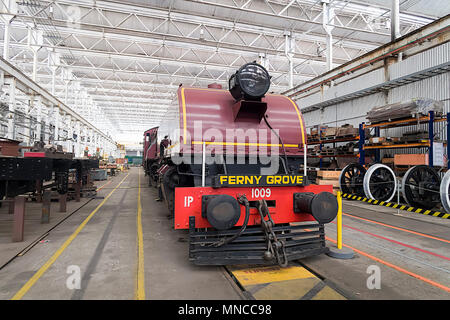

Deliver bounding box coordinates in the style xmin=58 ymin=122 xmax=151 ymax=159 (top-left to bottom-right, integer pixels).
xmin=229 ymin=265 xmax=315 ymax=286
xmin=433 ymin=212 xmax=442 ymax=217
xmin=229 ymin=265 xmax=347 ymax=300
xmin=135 ymin=169 xmax=146 ymax=300
xmin=11 ymin=173 xmax=130 ymax=300
xmin=252 ymin=278 xmax=320 ymax=300
xmin=311 ymin=286 xmax=347 ymax=300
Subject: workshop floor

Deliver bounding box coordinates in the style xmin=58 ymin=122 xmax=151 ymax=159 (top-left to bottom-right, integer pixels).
xmin=0 ymin=168 xmax=241 ymax=300
xmin=0 ymin=167 xmax=448 ymax=300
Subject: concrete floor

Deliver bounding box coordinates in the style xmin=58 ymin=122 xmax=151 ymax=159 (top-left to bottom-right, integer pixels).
xmin=0 ymin=193 xmax=92 ymax=268
xmin=0 ymin=168 xmax=241 ymax=300
xmin=0 ymin=167 xmax=448 ymax=300
xmin=301 ymin=201 xmax=450 ymax=300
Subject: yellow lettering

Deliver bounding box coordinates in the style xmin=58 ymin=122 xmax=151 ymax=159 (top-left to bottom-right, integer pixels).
xmin=220 ymin=176 xmax=227 ymax=184
xmin=275 ymin=176 xmax=282 ymax=184
xmin=229 ymin=176 xmax=236 ymax=184
xmin=282 ymin=176 xmax=289 ymax=184
xmin=236 ymin=176 xmax=244 ymax=184
xmin=267 ymin=176 xmax=273 ymax=184
xmin=244 ymin=176 xmax=253 ymax=185
xmin=297 ymin=176 xmax=303 ymax=184
xmin=290 ymin=176 xmax=296 ymax=184
xmin=254 ymin=176 xmax=262 ymax=184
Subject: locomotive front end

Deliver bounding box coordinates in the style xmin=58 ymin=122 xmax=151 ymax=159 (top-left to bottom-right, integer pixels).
xmin=175 ymin=178 xmax=338 ymax=266
xmin=155 ymin=62 xmax=340 ymax=266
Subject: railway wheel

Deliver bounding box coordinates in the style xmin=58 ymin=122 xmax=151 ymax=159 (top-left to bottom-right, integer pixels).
xmin=339 ymin=163 xmax=366 ymax=196
xmin=402 ymin=165 xmax=440 ymax=210
xmin=363 ymin=164 xmax=397 ymax=202
xmin=440 ymin=170 xmax=450 ymax=214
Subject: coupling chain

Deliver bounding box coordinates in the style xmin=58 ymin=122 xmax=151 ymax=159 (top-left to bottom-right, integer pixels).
xmin=256 ymin=199 xmax=288 ymax=267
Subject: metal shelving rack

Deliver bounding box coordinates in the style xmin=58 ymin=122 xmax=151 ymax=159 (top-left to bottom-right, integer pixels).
xmin=308 ymin=135 xmax=360 ymax=169
xmin=358 ymin=111 xmax=450 ymax=169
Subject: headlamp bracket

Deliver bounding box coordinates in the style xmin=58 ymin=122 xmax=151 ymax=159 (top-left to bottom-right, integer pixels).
xmin=232 ymin=100 xmax=267 ymax=123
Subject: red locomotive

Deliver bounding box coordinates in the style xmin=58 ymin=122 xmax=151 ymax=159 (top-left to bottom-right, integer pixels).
xmin=144 ymin=62 xmax=338 ymax=266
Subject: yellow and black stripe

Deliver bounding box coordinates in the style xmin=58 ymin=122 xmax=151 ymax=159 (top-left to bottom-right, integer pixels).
xmin=342 ymin=193 xmax=450 ymax=219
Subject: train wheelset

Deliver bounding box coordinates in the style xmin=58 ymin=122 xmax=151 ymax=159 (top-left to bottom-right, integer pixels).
xmin=339 ymin=163 xmax=450 ymax=212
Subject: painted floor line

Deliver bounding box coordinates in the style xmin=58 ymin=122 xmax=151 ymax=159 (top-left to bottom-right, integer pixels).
xmin=135 ymin=169 xmax=146 ymax=300
xmin=325 ymin=227 xmax=450 ymax=274
xmin=11 ymin=173 xmax=130 ymax=300
xmin=333 ymin=221 xmax=450 ymax=261
xmin=326 ymin=236 xmax=450 ymax=293
xmin=343 ymin=212 xmax=450 ymax=244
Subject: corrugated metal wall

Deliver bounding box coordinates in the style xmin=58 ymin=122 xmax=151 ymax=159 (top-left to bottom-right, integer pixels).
xmin=298 ymin=41 xmax=450 ymax=161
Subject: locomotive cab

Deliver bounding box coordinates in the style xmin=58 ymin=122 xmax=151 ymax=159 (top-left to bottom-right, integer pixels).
xmin=152 ymin=62 xmax=338 ymax=266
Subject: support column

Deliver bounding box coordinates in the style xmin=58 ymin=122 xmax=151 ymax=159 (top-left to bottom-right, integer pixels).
xmin=27 ymin=28 xmax=43 ymax=82
xmin=284 ymin=31 xmax=294 ymax=89
xmin=83 ymin=125 xmax=87 ymax=157
xmin=391 ymin=0 xmax=401 ymax=42
xmin=51 ymin=66 xmax=57 ymax=95
xmin=322 ymin=0 xmax=335 ymax=72
xmin=1 ymin=1 xmax=17 ymax=61
xmin=43 ymin=103 xmax=50 ymax=143
xmin=36 ymin=96 xmax=43 ymax=142
xmin=32 ymin=50 xmax=38 ymax=82
xmin=85 ymin=127 xmax=90 ymax=156
xmin=75 ymin=120 xmax=81 ymax=157
xmin=75 ymin=177 xmax=81 ymax=202
xmin=12 ymin=196 xmax=26 ymax=242
xmin=7 ymin=78 xmax=16 ymax=140
xmin=48 ymin=49 xmax=60 ymax=95
xmin=391 ymin=0 xmax=402 ymax=61
xmin=59 ymin=193 xmax=67 ymax=213
xmin=53 ymin=106 xmax=60 ymax=145
xmin=35 ymin=180 xmax=42 ymax=203
xmin=1 ymin=16 xmax=13 ymax=60
xmin=65 ymin=80 xmax=70 ymax=104
xmin=66 ymin=114 xmax=72 ymax=153
xmin=94 ymin=133 xmax=99 ymax=157
xmin=24 ymin=96 xmax=31 ymax=145
xmin=41 ymin=190 xmax=51 ymax=224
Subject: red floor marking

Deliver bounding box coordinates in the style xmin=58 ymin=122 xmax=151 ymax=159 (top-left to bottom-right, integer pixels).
xmin=333 ymin=221 xmax=450 ymax=261
xmin=97 ymin=179 xmax=112 ymax=191
xmin=326 ymin=237 xmax=450 ymax=293
xmin=343 ymin=212 xmax=450 ymax=244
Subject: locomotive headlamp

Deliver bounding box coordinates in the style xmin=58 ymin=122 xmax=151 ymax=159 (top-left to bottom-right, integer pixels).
xmin=229 ymin=62 xmax=271 ymax=101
